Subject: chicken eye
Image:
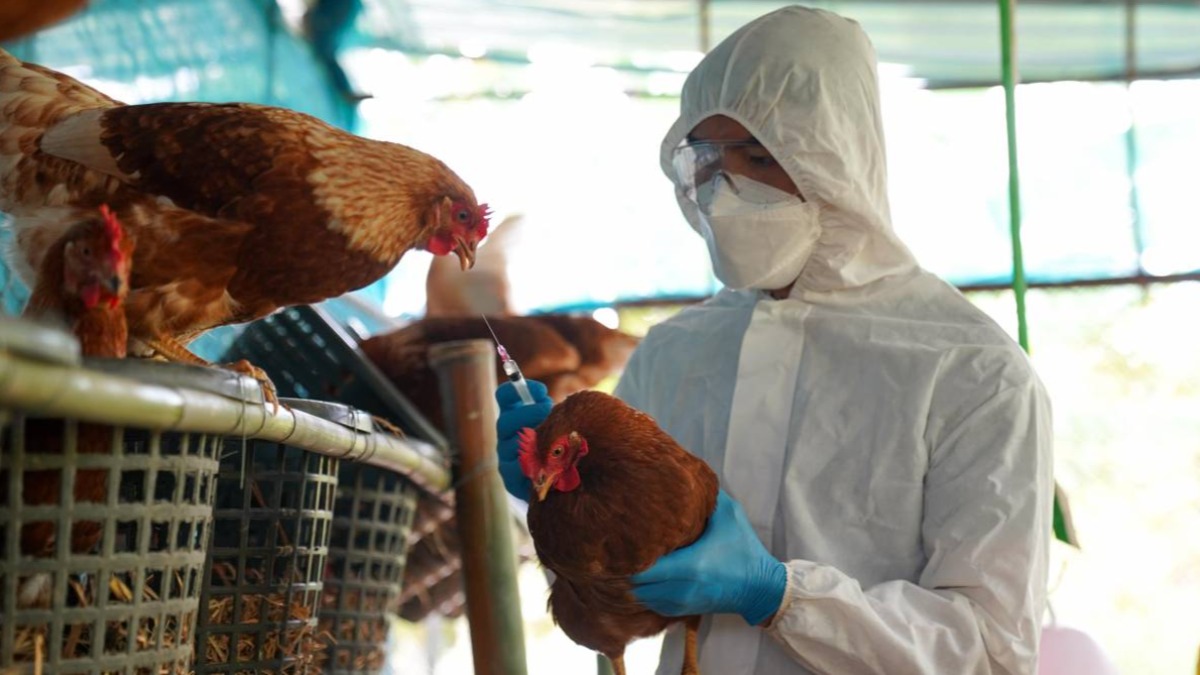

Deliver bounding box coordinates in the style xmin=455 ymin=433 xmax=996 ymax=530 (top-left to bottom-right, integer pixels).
xmin=551 ymin=447 xmax=564 ymax=458
xmin=80 ymin=245 xmax=92 ymax=257
xmin=455 ymin=209 xmax=470 ymax=223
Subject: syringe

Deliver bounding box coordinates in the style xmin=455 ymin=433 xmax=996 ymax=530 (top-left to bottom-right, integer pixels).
xmin=482 ymin=315 xmax=535 ymax=405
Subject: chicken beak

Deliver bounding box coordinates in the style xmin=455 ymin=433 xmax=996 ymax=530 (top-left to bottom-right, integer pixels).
xmin=454 ymin=238 xmax=477 ymax=271
xmin=534 ymin=471 xmax=556 ymax=502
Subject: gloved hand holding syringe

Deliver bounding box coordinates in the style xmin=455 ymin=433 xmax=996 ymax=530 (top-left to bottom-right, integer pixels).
xmin=482 ymin=315 xmax=535 ymax=405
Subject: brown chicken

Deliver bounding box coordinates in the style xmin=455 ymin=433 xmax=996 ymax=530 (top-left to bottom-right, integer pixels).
xmin=529 ymin=314 xmax=640 ymax=395
xmin=360 ymin=314 xmax=640 ymax=430
xmin=520 ymin=390 xmax=719 ymax=675
xmin=4 ymin=204 xmax=133 ymax=607
xmin=0 ymin=48 xmax=490 ymax=392
xmin=0 ymin=0 xmax=88 ymax=42
xmin=360 ymin=314 xmax=578 ymax=430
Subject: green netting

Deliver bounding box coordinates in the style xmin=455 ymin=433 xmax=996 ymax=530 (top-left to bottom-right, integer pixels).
xmin=0 ymin=0 xmax=368 ymax=317
xmin=349 ymin=0 xmax=1200 ymax=89
xmin=0 ymin=225 xmax=29 ymax=316
xmin=2 ymin=0 xmax=1198 ymax=320
xmin=1 ymin=0 xmax=354 ymax=127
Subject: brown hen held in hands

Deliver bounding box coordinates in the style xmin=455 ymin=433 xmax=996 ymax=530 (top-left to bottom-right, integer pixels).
xmin=519 ymin=391 xmax=719 ymax=675
xmin=0 ymin=48 xmax=490 ymax=382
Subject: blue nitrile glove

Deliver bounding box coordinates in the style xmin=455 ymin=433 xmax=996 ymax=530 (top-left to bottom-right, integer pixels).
xmin=494 ymin=380 xmax=553 ymax=501
xmin=631 ymin=490 xmax=788 ymax=626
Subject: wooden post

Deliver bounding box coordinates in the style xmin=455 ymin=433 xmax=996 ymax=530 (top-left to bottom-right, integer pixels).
xmin=429 ymin=340 xmax=528 ymax=675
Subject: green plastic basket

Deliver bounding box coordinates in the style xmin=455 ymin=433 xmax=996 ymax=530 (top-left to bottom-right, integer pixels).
xmin=0 ymin=355 xmax=227 ymax=675
xmin=193 ymin=417 xmax=339 ymax=675
xmin=221 ymin=305 xmax=448 ymax=454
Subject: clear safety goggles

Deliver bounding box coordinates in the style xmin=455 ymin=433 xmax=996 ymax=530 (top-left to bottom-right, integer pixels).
xmin=671 ymin=140 xmax=783 ymax=201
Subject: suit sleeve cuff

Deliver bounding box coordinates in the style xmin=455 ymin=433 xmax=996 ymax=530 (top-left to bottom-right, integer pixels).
xmin=763 ymin=560 xmax=802 ymax=631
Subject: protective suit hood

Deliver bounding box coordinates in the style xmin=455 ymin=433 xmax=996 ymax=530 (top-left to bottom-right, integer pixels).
xmin=661 ymin=6 xmax=918 ymax=296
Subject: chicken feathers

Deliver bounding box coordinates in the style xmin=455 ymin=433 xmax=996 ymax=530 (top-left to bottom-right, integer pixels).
xmin=0 ymin=48 xmax=490 ymax=361
xmin=5 ymin=204 xmax=132 ymax=608
xmin=521 ymin=390 xmax=718 ymax=674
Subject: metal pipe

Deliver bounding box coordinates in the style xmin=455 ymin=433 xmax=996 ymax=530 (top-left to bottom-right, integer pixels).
xmin=0 ymin=350 xmax=449 ymax=492
xmin=952 ymin=270 xmax=1200 ymax=293
xmin=429 ymin=339 xmax=527 ymax=675
xmin=1123 ymin=0 xmax=1148 ymax=273
xmin=563 ymin=270 xmax=1200 ymax=312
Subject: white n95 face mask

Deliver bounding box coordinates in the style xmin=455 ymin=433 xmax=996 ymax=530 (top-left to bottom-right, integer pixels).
xmin=691 ymin=173 xmax=822 ymax=291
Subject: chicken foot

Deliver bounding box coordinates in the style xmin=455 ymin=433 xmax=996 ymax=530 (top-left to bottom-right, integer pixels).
xmin=682 ymin=615 xmax=701 ymax=675
xmin=140 ymin=336 xmax=280 ymax=411
xmin=608 ymin=633 xmax=704 ymax=675
xmin=370 ymin=415 xmax=407 ymax=438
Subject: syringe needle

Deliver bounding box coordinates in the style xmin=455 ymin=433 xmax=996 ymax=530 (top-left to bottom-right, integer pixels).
xmin=482 ymin=314 xmax=535 ymax=405
xmin=482 ymin=314 xmax=502 ymax=347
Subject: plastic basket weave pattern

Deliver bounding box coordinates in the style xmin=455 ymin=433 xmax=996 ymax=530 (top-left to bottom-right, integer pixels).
xmin=320 ymin=463 xmax=419 ymax=673
xmin=194 ymin=439 xmax=338 ymax=674
xmin=222 ymin=304 xmax=448 ymax=453
xmin=0 ymin=417 xmax=220 ymax=674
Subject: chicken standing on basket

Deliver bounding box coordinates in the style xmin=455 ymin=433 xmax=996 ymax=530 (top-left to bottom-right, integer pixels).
xmin=1 ymin=204 xmax=132 ymax=607
xmin=0 ymin=48 xmax=490 ymax=402
xmin=519 ymin=390 xmax=719 ymax=675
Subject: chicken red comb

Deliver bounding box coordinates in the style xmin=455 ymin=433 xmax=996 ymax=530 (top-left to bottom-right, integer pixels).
xmin=517 ymin=427 xmax=538 ymax=479
xmin=477 ymin=203 xmax=492 ymax=238
xmin=98 ymin=204 xmax=124 ymax=259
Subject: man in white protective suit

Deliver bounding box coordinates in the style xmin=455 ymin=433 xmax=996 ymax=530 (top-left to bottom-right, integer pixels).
xmin=495 ymin=5 xmax=1054 ymax=674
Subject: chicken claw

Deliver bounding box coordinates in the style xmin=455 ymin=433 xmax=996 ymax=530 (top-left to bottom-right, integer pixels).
xmin=141 ymin=337 xmax=281 ymax=412
xmin=221 ymin=358 xmax=281 ymax=413
xmin=683 ymin=615 xmax=701 ymax=675
xmin=370 ymin=415 xmax=407 ymax=438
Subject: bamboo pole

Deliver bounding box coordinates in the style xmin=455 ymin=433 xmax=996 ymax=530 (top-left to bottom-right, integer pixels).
xmin=997 ymin=0 xmax=1077 ymax=548
xmin=429 ymin=339 xmax=527 ymax=675
xmin=998 ymin=0 xmax=1029 ymax=353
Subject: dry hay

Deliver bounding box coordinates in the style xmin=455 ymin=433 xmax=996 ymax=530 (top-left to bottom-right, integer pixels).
xmin=202 ymin=561 xmax=331 ymax=673
xmin=8 ymin=571 xmax=193 ymax=675
xmin=200 ymin=478 xmax=331 ymax=673
xmin=318 ymin=572 xmax=391 ymax=672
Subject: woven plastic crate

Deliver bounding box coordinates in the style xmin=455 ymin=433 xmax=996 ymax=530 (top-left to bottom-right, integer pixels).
xmin=0 ymin=354 xmax=222 ymax=674
xmin=222 ymin=304 xmax=448 ymax=454
xmin=194 ymin=418 xmax=338 ymax=674
xmin=225 ymin=307 xmax=451 ymax=662
xmin=321 ymin=464 xmax=418 ymax=673
xmin=282 ymin=400 xmax=419 ymax=674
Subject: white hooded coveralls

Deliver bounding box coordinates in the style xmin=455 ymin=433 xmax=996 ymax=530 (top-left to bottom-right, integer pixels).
xmin=613 ymin=6 xmax=1053 ymax=674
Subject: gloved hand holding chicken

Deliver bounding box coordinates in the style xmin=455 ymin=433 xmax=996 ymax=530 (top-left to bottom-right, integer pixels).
xmin=494 ymin=379 xmax=553 ymax=501
xmin=631 ymin=490 xmax=788 ymax=626
xmin=494 ymin=384 xmax=719 ymax=675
